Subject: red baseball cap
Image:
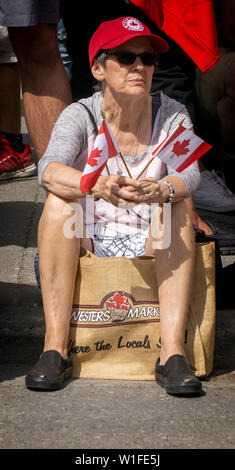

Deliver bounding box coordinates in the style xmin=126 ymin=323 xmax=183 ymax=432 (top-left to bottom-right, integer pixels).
xmin=89 ymin=16 xmax=169 ymax=67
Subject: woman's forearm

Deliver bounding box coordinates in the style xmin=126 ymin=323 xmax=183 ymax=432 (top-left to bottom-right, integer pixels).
xmin=42 ymin=162 xmax=85 ymax=200
xmin=166 ymin=161 xmax=201 ymax=199
xmin=160 ymin=175 xmax=187 ymax=203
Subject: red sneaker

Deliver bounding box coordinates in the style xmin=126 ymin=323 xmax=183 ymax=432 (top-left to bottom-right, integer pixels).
xmin=0 ymin=134 xmax=37 ymax=180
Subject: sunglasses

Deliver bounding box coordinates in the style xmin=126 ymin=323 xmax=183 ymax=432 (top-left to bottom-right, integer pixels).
xmin=104 ymin=51 xmax=158 ymax=66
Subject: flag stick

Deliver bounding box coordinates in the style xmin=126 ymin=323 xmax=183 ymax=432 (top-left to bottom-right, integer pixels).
xmin=136 ymin=157 xmax=155 ymax=180
xmin=119 ymin=152 xmax=132 ymax=178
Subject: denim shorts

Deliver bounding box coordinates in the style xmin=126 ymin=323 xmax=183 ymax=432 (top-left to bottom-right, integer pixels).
xmin=0 ymin=0 xmax=60 ymax=27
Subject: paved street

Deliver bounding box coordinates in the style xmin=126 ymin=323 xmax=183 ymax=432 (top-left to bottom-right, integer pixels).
xmin=0 ymin=117 xmax=235 ymax=453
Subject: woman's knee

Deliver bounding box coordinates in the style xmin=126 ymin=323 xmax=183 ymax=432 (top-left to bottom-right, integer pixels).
xmin=40 ymin=193 xmax=86 ymax=241
xmin=146 ymin=200 xmax=190 ymax=254
xmin=171 ymin=200 xmax=195 ymax=247
xmin=40 ymin=193 xmax=76 ymax=225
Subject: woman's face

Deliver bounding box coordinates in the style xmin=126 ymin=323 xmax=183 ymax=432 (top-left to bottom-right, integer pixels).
xmin=93 ymin=37 xmax=155 ymax=98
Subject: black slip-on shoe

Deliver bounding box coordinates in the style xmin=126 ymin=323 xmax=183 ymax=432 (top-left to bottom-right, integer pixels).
xmin=25 ymin=350 xmax=73 ymax=391
xmin=155 ymin=354 xmax=202 ymax=396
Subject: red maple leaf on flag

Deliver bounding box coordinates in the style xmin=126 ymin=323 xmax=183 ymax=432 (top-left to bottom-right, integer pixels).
xmin=170 ymin=139 xmax=190 ymax=158
xmin=88 ymin=147 xmax=102 ymax=167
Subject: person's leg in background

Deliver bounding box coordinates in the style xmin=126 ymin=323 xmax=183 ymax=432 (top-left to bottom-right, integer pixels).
xmin=194 ymin=49 xmax=235 ymax=217
xmin=0 ymin=26 xmax=36 ymax=180
xmin=0 ymin=1 xmax=73 ymax=160
xmin=8 ymin=23 xmax=72 ymax=160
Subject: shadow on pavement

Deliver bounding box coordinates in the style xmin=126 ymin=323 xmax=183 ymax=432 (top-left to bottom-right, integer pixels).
xmin=213 ymin=309 xmax=235 ymax=378
xmin=0 ymin=281 xmax=44 ymax=383
xmin=0 ymin=201 xmax=44 ymax=248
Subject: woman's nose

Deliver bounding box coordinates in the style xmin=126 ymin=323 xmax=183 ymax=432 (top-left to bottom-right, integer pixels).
xmin=132 ymin=56 xmax=144 ymax=68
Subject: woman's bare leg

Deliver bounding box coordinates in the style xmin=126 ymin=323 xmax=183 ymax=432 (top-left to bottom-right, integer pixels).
xmin=38 ymin=193 xmax=92 ymax=358
xmin=145 ymin=200 xmax=195 ymax=365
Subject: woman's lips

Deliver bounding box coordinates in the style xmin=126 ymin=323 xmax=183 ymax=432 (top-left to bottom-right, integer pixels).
xmin=128 ymin=77 xmax=145 ymax=83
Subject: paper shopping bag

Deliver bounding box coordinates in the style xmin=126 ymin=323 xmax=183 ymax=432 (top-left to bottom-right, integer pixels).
xmin=68 ymin=242 xmax=215 ymax=380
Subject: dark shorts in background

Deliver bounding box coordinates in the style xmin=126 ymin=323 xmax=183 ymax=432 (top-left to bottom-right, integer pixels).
xmin=0 ymin=26 xmax=17 ymax=62
xmin=0 ymin=0 xmax=60 ymax=27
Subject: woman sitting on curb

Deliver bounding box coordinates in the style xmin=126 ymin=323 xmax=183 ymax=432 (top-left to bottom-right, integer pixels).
xmin=26 ymin=16 xmax=202 ymax=396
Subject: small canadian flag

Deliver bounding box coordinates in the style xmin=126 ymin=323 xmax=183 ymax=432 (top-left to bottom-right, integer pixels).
xmin=153 ymin=124 xmax=212 ymax=172
xmin=80 ymin=119 xmax=119 ymax=194
xmin=80 ymin=119 xmax=212 ymax=193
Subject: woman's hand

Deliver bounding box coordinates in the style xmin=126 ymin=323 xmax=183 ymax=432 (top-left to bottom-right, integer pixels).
xmin=132 ymin=177 xmax=170 ymax=204
xmin=92 ymin=174 xmax=141 ymax=207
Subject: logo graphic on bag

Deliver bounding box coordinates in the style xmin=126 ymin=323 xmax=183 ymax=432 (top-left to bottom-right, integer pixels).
xmin=71 ymin=291 xmax=160 ymax=327
xmin=105 ymin=292 xmax=131 ymax=322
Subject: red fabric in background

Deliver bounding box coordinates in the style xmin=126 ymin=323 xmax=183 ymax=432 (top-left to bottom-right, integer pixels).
xmin=129 ymin=0 xmax=220 ymax=71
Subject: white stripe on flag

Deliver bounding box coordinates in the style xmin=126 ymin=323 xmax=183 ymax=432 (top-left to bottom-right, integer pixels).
xmin=157 ymin=128 xmax=205 ymax=170
xmin=82 ymin=133 xmax=109 ymax=176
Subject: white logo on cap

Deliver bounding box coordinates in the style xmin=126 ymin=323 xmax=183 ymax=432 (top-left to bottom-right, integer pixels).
xmin=122 ymin=17 xmax=144 ymax=32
